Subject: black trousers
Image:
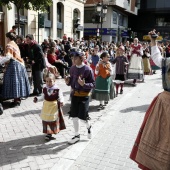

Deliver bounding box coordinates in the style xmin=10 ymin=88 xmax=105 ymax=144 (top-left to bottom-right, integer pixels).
xmin=52 ymin=62 xmax=68 ymax=78
xmin=32 ymin=69 xmax=43 ymax=94
xmin=70 ymin=96 xmax=90 ymax=120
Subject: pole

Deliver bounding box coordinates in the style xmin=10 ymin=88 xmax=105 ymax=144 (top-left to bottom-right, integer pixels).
xmin=38 ymin=12 xmax=39 ymax=44
xmin=101 ymin=17 xmax=103 ymax=43
xmin=100 ymin=0 xmax=103 ymax=43
xmin=118 ymin=26 xmax=120 ymax=44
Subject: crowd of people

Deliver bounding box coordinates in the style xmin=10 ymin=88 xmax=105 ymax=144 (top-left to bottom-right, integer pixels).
xmin=1 ymin=25 xmax=170 ymax=169
xmin=0 ymin=28 xmax=167 ymax=145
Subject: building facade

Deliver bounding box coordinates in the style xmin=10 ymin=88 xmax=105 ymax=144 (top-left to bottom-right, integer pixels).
xmin=0 ymin=0 xmax=86 ymax=50
xmin=84 ymin=0 xmax=138 ymax=43
xmin=128 ymin=0 xmax=170 ymax=41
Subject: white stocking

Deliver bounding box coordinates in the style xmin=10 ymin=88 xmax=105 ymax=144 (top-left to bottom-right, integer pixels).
xmin=72 ymin=118 xmax=79 ymax=136
xmin=80 ymin=119 xmax=91 ymax=129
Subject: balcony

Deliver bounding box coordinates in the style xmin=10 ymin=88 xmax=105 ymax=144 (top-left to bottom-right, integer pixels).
xmin=75 ymin=0 xmax=87 ymax=3
xmin=108 ymin=0 xmax=129 ymax=10
xmin=108 ymin=0 xmax=138 ymax=15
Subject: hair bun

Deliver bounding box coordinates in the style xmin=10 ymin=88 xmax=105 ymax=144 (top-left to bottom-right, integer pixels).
xmin=6 ymin=32 xmax=17 ymax=41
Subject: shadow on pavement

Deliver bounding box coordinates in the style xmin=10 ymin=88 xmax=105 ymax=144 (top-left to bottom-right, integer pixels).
xmin=0 ymin=135 xmax=70 ymax=166
xmin=120 ymin=104 xmax=150 ymax=113
xmin=11 ymin=103 xmax=71 ymax=117
xmin=12 ymin=110 xmax=41 ymax=117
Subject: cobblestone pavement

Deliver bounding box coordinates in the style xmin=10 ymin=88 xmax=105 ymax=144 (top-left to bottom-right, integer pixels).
xmin=0 ymin=71 xmax=162 ymax=170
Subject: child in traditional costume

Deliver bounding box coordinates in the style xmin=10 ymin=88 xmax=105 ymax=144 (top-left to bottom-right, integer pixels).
xmin=112 ymin=46 xmax=129 ymax=97
xmin=64 ymin=51 xmax=95 ymax=144
xmin=34 ymin=72 xmax=66 ymax=140
xmin=94 ymin=52 xmax=113 ymax=110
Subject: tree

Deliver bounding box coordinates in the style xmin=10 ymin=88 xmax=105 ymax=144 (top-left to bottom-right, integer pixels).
xmin=0 ymin=0 xmax=52 ymax=34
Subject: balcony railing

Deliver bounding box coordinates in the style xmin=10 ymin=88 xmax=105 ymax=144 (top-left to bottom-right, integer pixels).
xmin=107 ymin=0 xmax=138 ymax=15
xmin=75 ymin=0 xmax=87 ymax=3
xmin=109 ymin=0 xmax=128 ymax=9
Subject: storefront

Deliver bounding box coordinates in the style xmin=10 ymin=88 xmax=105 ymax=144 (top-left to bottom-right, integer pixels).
xmin=84 ymin=28 xmax=129 ymax=43
xmin=84 ymin=28 xmax=117 ymax=41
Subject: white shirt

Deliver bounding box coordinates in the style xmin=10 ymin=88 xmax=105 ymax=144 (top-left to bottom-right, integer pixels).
xmin=151 ymin=46 xmax=162 ymax=68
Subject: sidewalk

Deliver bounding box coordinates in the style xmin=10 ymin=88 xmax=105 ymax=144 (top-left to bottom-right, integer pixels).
xmin=0 ymin=72 xmax=162 ymax=170
xmin=52 ymin=72 xmax=163 ymax=170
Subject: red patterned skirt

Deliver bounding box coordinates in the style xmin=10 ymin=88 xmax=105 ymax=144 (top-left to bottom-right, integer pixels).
xmin=42 ymin=108 xmax=66 ymax=134
xmin=130 ymin=94 xmax=159 ymax=170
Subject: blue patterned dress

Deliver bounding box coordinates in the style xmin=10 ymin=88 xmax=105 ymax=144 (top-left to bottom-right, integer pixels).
xmin=2 ymin=42 xmax=30 ymax=99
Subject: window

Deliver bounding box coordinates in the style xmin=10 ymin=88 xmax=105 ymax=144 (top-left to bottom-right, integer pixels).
xmin=0 ymin=6 xmax=2 ymax=12
xmin=57 ymin=29 xmax=62 ymax=39
xmin=57 ymin=3 xmax=61 ymax=22
xmin=44 ymin=6 xmax=50 ymax=20
xmin=156 ymin=17 xmax=170 ymax=26
xmin=14 ymin=5 xmax=24 ymax=15
xmin=113 ymin=11 xmax=117 ymax=24
xmin=84 ymin=10 xmax=94 ymax=23
xmin=118 ymin=14 xmax=123 ymax=26
xmin=73 ymin=9 xmax=79 ymax=20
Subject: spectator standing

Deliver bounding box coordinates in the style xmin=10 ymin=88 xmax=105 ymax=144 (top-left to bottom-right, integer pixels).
xmin=25 ymin=34 xmax=46 ymax=96
xmin=16 ymin=35 xmax=27 ymax=60
xmin=9 ymin=25 xmax=17 ymax=34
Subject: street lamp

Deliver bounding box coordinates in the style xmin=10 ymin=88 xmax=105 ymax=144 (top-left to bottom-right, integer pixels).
xmin=96 ymin=1 xmax=108 ymax=43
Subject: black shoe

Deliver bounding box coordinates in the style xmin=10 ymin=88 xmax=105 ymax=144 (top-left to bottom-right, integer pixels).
xmin=29 ymin=93 xmax=38 ymax=96
xmin=115 ymin=92 xmax=118 ymax=97
xmin=68 ymin=134 xmax=80 ymax=144
xmin=97 ymin=104 xmax=105 ymax=110
xmin=104 ymin=101 xmax=108 ymax=105
xmin=0 ymin=103 xmax=3 ymax=115
xmin=120 ymin=89 xmax=123 ymax=94
xmin=45 ymin=134 xmax=52 ymax=140
xmin=10 ymin=101 xmax=20 ymax=108
xmin=87 ymin=126 xmax=92 ymax=139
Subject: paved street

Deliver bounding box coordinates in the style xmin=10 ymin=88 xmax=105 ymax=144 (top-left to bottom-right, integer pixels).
xmin=0 ymin=71 xmax=162 ymax=170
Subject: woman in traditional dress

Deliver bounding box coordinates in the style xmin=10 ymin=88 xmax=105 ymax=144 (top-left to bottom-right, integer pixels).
xmin=130 ymin=30 xmax=170 ymax=170
xmin=142 ymin=43 xmax=151 ymax=76
xmin=0 ymin=32 xmax=30 ymax=107
xmin=127 ymin=38 xmax=144 ymax=86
